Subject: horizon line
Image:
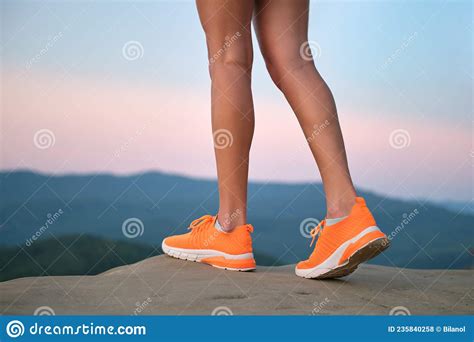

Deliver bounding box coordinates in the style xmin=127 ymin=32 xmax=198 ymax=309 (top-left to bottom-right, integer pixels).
xmin=1 ymin=167 xmax=470 ymax=209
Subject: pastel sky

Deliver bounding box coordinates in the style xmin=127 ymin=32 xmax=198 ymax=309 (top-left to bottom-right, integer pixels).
xmin=1 ymin=0 xmax=472 ymax=202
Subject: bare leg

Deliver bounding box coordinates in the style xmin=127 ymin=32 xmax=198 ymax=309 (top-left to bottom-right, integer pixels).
xmin=253 ymin=0 xmax=356 ymax=218
xmin=196 ymin=0 xmax=254 ymax=229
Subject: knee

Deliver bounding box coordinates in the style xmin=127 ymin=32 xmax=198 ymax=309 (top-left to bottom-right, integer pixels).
xmin=208 ymin=38 xmax=253 ymax=80
xmin=209 ymin=53 xmax=253 ymax=80
xmin=263 ymin=51 xmax=313 ymax=89
xmin=209 ymin=56 xmax=253 ymax=79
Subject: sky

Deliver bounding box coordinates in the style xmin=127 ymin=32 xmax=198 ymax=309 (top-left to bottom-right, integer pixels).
xmin=1 ymin=0 xmax=472 ymax=202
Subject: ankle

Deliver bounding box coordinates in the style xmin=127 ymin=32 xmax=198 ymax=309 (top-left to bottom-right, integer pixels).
xmin=216 ymin=208 xmax=246 ymax=231
xmin=326 ymin=195 xmax=356 ymax=219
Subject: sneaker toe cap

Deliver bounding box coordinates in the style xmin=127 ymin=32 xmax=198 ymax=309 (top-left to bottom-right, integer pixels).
xmin=162 ymin=234 xmax=188 ymax=249
xmin=296 ymin=260 xmax=313 ymax=270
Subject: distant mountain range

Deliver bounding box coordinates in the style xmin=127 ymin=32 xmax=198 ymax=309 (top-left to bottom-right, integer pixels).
xmin=0 ymin=234 xmax=160 ymax=282
xmin=0 ymin=171 xmax=472 ymax=278
xmin=433 ymin=200 xmax=474 ymax=215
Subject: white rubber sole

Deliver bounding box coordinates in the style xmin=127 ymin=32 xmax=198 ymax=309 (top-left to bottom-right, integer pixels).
xmin=161 ymin=240 xmax=256 ymax=271
xmin=295 ymin=226 xmax=390 ymax=279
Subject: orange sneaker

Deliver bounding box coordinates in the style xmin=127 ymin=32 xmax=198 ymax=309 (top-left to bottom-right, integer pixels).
xmin=295 ymin=197 xmax=390 ymax=279
xmin=162 ymin=215 xmax=256 ymax=271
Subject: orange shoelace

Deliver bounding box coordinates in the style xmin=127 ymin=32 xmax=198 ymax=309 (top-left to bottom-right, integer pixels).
xmin=309 ymin=220 xmax=325 ymax=247
xmin=188 ymin=215 xmax=214 ymax=231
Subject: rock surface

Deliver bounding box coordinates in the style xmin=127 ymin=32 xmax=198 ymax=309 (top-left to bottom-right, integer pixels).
xmin=0 ymin=255 xmax=472 ymax=315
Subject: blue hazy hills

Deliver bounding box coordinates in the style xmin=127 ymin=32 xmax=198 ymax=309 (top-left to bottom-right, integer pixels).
xmin=0 ymin=171 xmax=472 ymax=281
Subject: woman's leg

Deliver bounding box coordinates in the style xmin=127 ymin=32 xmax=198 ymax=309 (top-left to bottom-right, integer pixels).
xmin=253 ymin=0 xmax=356 ymax=218
xmin=196 ymin=0 xmax=254 ymax=230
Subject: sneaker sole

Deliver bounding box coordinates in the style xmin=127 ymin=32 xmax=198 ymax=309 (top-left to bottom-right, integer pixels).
xmin=295 ymin=226 xmax=390 ymax=279
xmin=161 ymin=240 xmax=256 ymax=272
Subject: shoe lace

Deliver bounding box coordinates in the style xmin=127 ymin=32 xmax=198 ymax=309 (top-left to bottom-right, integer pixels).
xmin=188 ymin=215 xmax=214 ymax=232
xmin=309 ymin=220 xmax=325 ymax=247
